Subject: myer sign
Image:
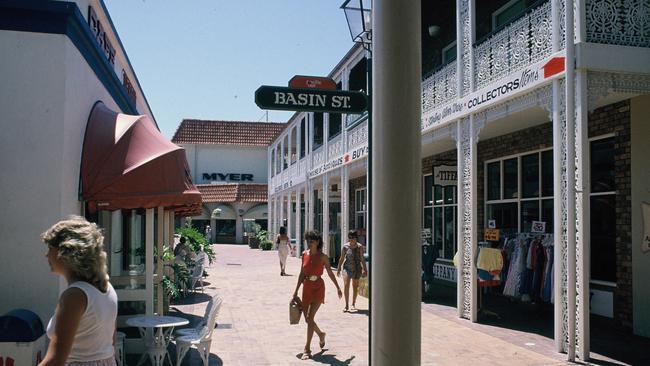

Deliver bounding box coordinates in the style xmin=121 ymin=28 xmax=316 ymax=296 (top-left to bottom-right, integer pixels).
xmin=203 ymin=173 xmax=253 ymax=182
xmin=433 ymin=165 xmax=457 ymax=186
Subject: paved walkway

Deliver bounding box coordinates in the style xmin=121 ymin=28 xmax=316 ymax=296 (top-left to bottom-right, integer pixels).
xmin=168 ymin=244 xmax=579 ymax=365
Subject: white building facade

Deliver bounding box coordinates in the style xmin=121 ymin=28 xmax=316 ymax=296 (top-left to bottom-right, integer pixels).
xmin=268 ymin=0 xmax=650 ymax=361
xmin=173 ymin=120 xmax=285 ymax=244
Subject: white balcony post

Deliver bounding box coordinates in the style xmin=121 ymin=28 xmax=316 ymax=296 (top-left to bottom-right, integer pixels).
xmin=297 ymin=120 xmax=302 ymax=162
xmin=371 ymin=0 xmax=421 ymax=363
xmin=323 ymin=175 xmax=330 ymax=255
xmin=288 ymin=128 xmax=293 ymax=166
xmin=342 ymin=165 xmax=350 ymax=243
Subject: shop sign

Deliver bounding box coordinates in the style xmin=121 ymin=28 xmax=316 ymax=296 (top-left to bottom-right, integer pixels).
xmin=422 ymin=52 xmax=566 ymax=132
xmin=433 ymin=263 xmax=457 ymax=282
xmin=88 ymin=6 xmax=116 ymax=65
xmin=203 ymin=173 xmax=254 ymax=182
xmin=433 ymin=165 xmax=457 ymax=186
xmin=484 ymin=228 xmax=500 ymax=241
xmin=531 ymin=220 xmax=546 ymax=233
xmin=255 ymin=86 xmax=367 ymax=113
xmin=641 ymin=202 xmax=650 ymax=253
xmin=289 ymin=75 xmax=337 ymax=90
xmin=308 ymin=144 xmax=368 ymax=178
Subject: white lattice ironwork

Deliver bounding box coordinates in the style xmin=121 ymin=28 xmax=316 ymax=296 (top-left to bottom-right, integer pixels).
xmin=421 ymin=62 xmax=458 ymax=114
xmin=557 ymin=79 xmax=569 ymax=351
xmin=461 ymin=1 xmax=472 ymax=94
xmin=312 ymin=147 xmax=325 ymax=166
xmin=588 ymin=71 xmax=650 ymax=109
xmin=458 ymin=117 xmax=474 ymax=320
xmin=474 ymin=1 xmax=553 ymax=90
xmin=347 ymin=119 xmax=368 ymax=150
xmin=586 ymin=0 xmax=650 ymax=47
xmin=328 ymin=135 xmax=344 ymax=159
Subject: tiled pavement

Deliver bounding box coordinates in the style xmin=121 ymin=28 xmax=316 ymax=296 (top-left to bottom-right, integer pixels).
xmin=170 ymin=244 xmax=575 ymax=366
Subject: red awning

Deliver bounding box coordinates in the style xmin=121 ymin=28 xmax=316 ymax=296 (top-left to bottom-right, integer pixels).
xmin=81 ymin=102 xmax=201 ymax=214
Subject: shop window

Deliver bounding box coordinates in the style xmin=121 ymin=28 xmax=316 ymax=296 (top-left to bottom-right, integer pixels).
xmin=493 ymin=0 xmax=527 ymax=30
xmin=300 ymin=118 xmax=306 ymax=158
xmin=423 ymin=174 xmax=457 ymax=260
xmin=355 ymin=188 xmax=367 ymax=230
xmin=487 ymin=162 xmax=501 ymax=200
xmin=541 ymin=150 xmax=554 ymax=197
xmin=521 ymin=153 xmax=539 ymax=198
xmin=591 ymin=137 xmax=615 ymax=193
xmin=485 ymin=148 xmax=553 ymax=233
xmin=313 ymin=113 xmax=324 ymax=148
xmin=486 ymin=202 xmax=518 ymax=232
xmin=503 ymin=158 xmax=518 ymax=199
xmin=215 ymin=220 xmax=236 ymax=237
xmin=589 ymin=136 xmax=616 ymax=283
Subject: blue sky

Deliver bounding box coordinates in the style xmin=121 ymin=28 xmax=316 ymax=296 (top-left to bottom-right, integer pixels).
xmin=104 ymin=0 xmax=354 ymax=138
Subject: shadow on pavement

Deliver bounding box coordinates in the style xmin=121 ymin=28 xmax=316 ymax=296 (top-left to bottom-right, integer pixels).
xmin=295 ymin=350 xmax=356 ymax=365
xmin=171 ymin=292 xmax=212 ymax=305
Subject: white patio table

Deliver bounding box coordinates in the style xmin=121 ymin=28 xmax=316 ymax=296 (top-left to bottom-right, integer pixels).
xmin=126 ymin=315 xmax=189 ymax=366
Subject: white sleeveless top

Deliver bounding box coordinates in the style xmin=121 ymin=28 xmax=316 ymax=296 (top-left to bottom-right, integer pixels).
xmin=47 ymin=281 xmax=118 ymax=362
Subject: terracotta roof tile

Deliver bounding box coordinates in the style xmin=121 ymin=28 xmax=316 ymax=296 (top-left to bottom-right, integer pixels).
xmin=196 ymin=183 xmax=267 ymax=203
xmin=172 ymin=119 xmax=286 ymax=146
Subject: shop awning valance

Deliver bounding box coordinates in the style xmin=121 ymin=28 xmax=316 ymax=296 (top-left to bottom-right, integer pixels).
xmin=81 ymin=102 xmax=201 ymax=214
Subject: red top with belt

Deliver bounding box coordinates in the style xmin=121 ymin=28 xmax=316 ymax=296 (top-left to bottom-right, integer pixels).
xmin=301 ymin=250 xmax=325 ymax=305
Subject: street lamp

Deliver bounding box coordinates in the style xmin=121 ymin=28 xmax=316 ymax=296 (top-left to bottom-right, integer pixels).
xmin=341 ymin=0 xmax=372 ymax=50
xmin=341 ymin=1 xmax=373 ymax=362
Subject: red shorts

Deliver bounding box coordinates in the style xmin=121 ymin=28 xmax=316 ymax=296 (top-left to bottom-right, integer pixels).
xmin=302 ymin=278 xmax=325 ymax=306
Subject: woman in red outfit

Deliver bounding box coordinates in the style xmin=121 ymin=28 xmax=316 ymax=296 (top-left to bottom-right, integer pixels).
xmin=292 ymin=230 xmax=342 ymax=360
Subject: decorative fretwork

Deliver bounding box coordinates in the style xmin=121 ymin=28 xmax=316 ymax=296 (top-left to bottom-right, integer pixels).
xmin=312 ymin=147 xmax=325 ymax=166
xmin=327 ymin=135 xmax=344 ymax=159
xmin=587 ymin=0 xmax=650 ymax=47
xmin=556 ymin=79 xmax=569 ymax=352
xmin=421 ymin=62 xmax=458 ymax=114
xmin=461 ymin=0 xmax=472 ymax=94
xmin=347 ymin=119 xmax=368 ymax=150
xmin=458 ymin=118 xmax=474 ymax=320
xmin=587 ymin=71 xmax=650 ymax=109
xmin=474 ymin=1 xmax=553 ymax=90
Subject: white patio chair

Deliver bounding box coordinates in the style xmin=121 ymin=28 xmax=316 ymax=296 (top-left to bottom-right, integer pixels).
xmin=174 ymin=294 xmax=219 ymax=338
xmin=175 ymin=296 xmax=223 ymax=366
xmin=114 ymin=331 xmax=126 ymax=366
xmin=189 ymin=260 xmax=205 ymax=294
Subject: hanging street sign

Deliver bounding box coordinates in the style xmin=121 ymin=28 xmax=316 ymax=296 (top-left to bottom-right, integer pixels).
xmin=255 ymin=85 xmax=368 ymax=113
xmin=289 ymin=75 xmax=337 ymax=90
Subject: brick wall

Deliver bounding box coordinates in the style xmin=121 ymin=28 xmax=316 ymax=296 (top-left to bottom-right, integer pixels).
xmin=420 ymin=100 xmax=632 ymax=329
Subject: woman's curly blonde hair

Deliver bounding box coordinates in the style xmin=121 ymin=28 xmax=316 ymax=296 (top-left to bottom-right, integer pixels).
xmin=41 ymin=216 xmax=109 ymax=292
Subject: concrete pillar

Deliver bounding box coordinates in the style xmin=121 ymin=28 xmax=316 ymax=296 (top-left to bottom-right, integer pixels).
xmin=371 ymin=0 xmax=421 ymax=363
xmin=323 ymin=175 xmax=330 ymax=255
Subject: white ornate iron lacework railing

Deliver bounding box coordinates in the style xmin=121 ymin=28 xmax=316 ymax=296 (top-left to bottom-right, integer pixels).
xmin=421 ymin=61 xmax=458 ymax=115
xmin=328 ymin=134 xmax=344 ymax=159
xmin=312 ymin=146 xmax=325 ymax=167
xmin=474 ymin=0 xmax=553 ymax=91
xmin=347 ymin=118 xmax=368 ymax=151
xmin=586 ymin=0 xmax=650 ymax=47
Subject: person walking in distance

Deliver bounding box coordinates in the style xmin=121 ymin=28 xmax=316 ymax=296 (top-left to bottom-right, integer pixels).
xmin=277 ymin=226 xmax=291 ymax=276
xmin=337 ymin=230 xmax=368 ymax=312
xmin=292 ymin=230 xmax=342 ymax=360
xmin=39 ymin=216 xmax=118 ymax=366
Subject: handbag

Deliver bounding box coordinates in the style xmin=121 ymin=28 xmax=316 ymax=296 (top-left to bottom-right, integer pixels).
xmin=289 ymin=296 xmax=302 ymax=325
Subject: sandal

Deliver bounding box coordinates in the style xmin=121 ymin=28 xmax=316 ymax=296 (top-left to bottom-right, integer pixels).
xmin=301 ymin=350 xmax=312 ymax=360
xmin=319 ymin=333 xmax=326 ymax=350
xmin=343 ymin=306 xmax=349 ymax=313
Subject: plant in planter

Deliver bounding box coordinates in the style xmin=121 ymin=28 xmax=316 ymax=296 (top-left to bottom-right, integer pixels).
xmin=176 ymin=226 xmax=215 ymax=264
xmin=247 ymin=223 xmax=262 ymax=249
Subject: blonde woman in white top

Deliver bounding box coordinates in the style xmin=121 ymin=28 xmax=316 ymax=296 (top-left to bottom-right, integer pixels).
xmin=39 ymin=216 xmax=118 ymax=366
xmin=276 ymin=226 xmax=291 ymax=276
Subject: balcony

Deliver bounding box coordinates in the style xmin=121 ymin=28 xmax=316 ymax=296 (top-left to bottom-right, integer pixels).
xmin=347 ymin=115 xmax=368 ymax=151
xmin=328 ymin=134 xmax=344 ymax=160
xmin=586 ymin=0 xmax=650 ymax=48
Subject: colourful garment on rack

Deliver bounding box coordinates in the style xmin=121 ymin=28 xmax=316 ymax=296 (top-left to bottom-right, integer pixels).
xmin=477 ymin=247 xmax=504 ymax=274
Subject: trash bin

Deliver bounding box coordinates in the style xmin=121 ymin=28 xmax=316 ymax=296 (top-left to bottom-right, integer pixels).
xmin=0 ymin=309 xmax=47 ymax=365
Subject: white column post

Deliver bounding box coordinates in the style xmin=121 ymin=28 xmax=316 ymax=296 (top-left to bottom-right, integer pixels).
xmin=287 ymin=191 xmax=293 ymax=245
xmin=371 ymin=0 xmax=421 ymax=363
xmin=156 ymin=206 xmax=164 ymax=315
xmin=295 ymin=186 xmax=302 ymax=256
xmin=341 ymin=165 xmax=350 ymax=245
xmin=145 ymin=208 xmax=155 ymax=316
xmin=323 ymin=175 xmax=330 ymax=255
